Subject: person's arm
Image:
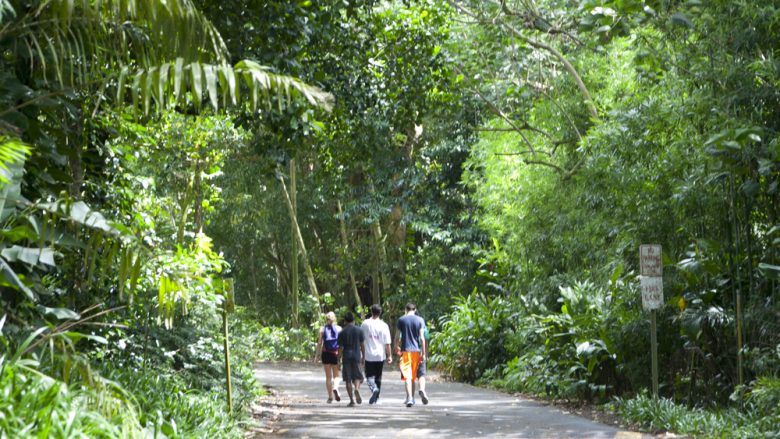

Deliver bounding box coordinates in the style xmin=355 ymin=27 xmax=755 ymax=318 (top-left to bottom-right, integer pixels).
xmin=384 ymin=325 xmax=393 ymax=363
xmin=337 ymin=333 xmax=343 ymax=369
xmin=419 ymin=326 xmax=426 ymax=362
xmin=394 ymin=330 xmax=402 ymax=356
xmin=314 ymin=327 xmax=324 ymax=362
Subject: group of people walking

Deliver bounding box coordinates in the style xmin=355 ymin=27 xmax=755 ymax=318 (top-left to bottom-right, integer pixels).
xmin=314 ymin=303 xmax=429 ymax=408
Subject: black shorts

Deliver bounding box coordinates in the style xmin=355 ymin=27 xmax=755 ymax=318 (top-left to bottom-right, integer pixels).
xmin=364 ymin=361 xmax=385 ymax=378
xmin=322 ymin=351 xmax=338 ymax=365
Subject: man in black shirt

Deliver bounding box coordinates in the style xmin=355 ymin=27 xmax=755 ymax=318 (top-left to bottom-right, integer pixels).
xmin=337 ymin=312 xmax=366 ymax=406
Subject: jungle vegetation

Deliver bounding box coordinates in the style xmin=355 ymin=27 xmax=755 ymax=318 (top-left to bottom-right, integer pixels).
xmin=1 ymin=0 xmax=778 ymax=437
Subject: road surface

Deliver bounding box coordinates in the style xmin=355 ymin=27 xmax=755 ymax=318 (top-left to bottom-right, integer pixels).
xmin=251 ymin=362 xmax=650 ymax=438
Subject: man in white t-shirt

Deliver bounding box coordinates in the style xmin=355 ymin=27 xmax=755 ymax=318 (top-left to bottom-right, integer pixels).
xmin=361 ymin=304 xmax=392 ymax=404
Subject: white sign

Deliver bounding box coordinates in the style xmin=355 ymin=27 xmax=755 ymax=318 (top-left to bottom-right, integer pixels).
xmin=640 ymin=244 xmax=663 ymax=310
xmin=640 ymin=244 xmax=663 ymax=277
xmin=640 ymin=276 xmax=663 ymax=310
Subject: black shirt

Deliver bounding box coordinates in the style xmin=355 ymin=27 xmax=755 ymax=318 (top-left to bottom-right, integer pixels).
xmin=337 ymin=323 xmax=364 ymax=361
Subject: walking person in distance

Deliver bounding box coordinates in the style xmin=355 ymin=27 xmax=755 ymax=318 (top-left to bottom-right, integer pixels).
xmin=395 ymin=302 xmax=428 ymax=407
xmin=337 ymin=311 xmax=366 ymax=407
xmin=314 ymin=311 xmax=342 ymax=403
xmin=361 ymin=304 xmax=392 ymax=404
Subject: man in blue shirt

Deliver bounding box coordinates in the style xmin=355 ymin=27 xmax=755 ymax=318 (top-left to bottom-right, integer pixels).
xmin=394 ymin=303 xmax=428 ymax=407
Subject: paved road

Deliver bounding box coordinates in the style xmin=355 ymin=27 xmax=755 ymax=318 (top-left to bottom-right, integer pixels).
xmin=252 ymin=362 xmax=648 ymax=439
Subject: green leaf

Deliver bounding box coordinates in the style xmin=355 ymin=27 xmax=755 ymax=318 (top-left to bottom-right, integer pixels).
xmin=143 ymin=66 xmax=156 ymax=115
xmin=61 ymin=331 xmax=108 ymax=344
xmin=159 ymin=62 xmax=170 ymax=109
xmin=131 ymin=70 xmax=143 ymax=112
xmin=36 ymin=305 xmax=80 ymax=320
xmin=12 ymin=326 xmax=49 ymax=362
xmin=38 ymin=200 xmax=119 ymax=234
xmin=0 ymin=258 xmax=36 ymax=301
xmin=758 ymin=263 xmax=780 ymax=278
xmin=174 ymin=58 xmax=184 ymax=103
xmin=204 ymin=64 xmax=218 ymax=111
xmin=228 ymin=67 xmax=239 ymax=105
xmin=1 ymin=246 xmax=58 ymax=267
xmin=117 ymin=66 xmax=129 ymax=102
xmin=191 ymin=61 xmax=202 ymax=108
xmin=670 ymin=13 xmax=693 ymax=28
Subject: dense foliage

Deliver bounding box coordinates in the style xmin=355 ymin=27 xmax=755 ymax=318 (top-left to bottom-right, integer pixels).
xmin=431 ymin=0 xmax=780 ymax=436
xmin=1 ymin=0 xmax=779 ymax=437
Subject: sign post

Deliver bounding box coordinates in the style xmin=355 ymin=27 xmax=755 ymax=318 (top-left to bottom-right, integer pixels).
xmin=223 ymin=278 xmax=235 ymax=413
xmin=640 ymin=244 xmax=662 ymax=399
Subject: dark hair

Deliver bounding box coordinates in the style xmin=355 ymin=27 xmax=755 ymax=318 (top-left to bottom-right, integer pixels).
xmin=370 ymin=304 xmax=382 ymax=317
xmin=405 ymin=303 xmax=416 ymax=312
xmin=344 ymin=312 xmax=355 ymax=323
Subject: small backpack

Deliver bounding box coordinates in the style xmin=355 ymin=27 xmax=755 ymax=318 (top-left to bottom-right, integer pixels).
xmin=323 ymin=324 xmax=339 ymax=352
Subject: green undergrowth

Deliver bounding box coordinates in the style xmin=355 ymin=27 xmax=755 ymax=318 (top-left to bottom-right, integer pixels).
xmin=616 ymin=389 xmax=780 ymax=439
xmin=0 ymin=355 xmax=142 ymax=438
xmin=232 ymin=312 xmax=316 ymax=362
xmin=0 ymin=308 xmax=264 ymax=439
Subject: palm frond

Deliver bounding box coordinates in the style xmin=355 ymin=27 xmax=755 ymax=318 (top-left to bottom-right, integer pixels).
xmin=0 ymin=0 xmax=14 ymax=22
xmin=4 ymin=1 xmax=333 ymax=113
xmin=119 ymin=60 xmax=334 ymax=114
xmin=6 ymin=0 xmax=229 ymax=88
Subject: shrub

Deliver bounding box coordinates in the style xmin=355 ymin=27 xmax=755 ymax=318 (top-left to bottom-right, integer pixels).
xmin=495 ymin=280 xmax=639 ymax=400
xmin=430 ymin=291 xmax=514 ymax=382
xmin=745 ymin=376 xmax=780 ymax=421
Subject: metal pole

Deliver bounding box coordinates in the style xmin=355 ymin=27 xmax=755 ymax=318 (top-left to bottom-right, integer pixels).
xmin=651 ymin=309 xmax=659 ymax=398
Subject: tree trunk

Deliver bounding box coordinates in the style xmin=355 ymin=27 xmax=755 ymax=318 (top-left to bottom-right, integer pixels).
xmin=278 ymin=173 xmax=321 ymax=310
xmin=337 ymin=200 xmax=362 ymax=308
xmin=370 ymin=221 xmax=389 ymax=305
xmin=290 ymin=159 xmax=300 ymax=327
xmin=176 ymin=181 xmax=194 ymax=245
xmin=249 ymin=247 xmax=260 ymax=311
xmin=194 ymin=158 xmax=204 ymax=234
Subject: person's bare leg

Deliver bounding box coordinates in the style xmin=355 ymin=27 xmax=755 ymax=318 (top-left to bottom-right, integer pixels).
xmin=324 ymin=364 xmax=333 ymax=401
xmin=417 ymin=376 xmax=428 ymax=404
xmin=329 ymin=365 xmax=341 ymax=401
xmin=405 ymin=378 xmax=413 ymax=402
xmin=346 ymin=381 xmax=355 ymax=406
xmin=353 ymin=379 xmax=362 ymax=404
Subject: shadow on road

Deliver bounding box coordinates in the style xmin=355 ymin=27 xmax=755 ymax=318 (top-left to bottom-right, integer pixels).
xmin=252 ymin=362 xmax=648 ymax=439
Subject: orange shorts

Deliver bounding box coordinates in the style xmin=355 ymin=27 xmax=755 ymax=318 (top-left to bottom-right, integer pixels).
xmin=399 ymin=351 xmax=421 ymax=382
